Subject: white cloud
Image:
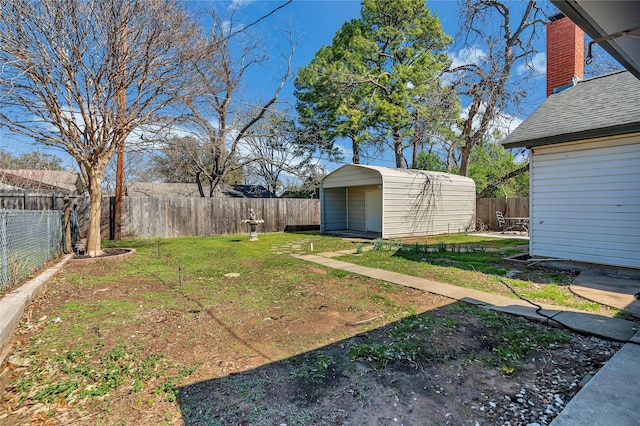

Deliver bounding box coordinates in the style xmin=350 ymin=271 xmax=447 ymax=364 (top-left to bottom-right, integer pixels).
xmin=444 ymin=47 xmax=487 ymax=85
xmin=231 ymin=0 xmax=256 ymax=9
xmin=516 ymin=52 xmax=545 ymax=76
xmin=460 ymin=103 xmax=523 ymax=138
xmin=449 ymin=46 xmax=487 ymax=70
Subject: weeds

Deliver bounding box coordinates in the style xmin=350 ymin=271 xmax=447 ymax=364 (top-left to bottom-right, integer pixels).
xmin=9 ymin=343 xmax=193 ymax=405
xmin=474 ymin=309 xmax=571 ymax=372
xmin=348 ymin=305 xmax=571 ymax=374
xmin=372 ymin=238 xmax=385 ymax=251
xmin=289 ymin=354 xmax=336 ymax=381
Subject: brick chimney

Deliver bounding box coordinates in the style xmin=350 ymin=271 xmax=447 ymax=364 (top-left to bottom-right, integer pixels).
xmin=546 ymin=13 xmax=584 ymax=97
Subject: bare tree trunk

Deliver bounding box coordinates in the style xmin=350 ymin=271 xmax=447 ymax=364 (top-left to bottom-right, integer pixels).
xmin=412 ymin=115 xmax=421 ymax=168
xmin=85 ymin=173 xmax=104 ymax=257
xmin=458 ymin=141 xmax=474 ymax=177
xmin=195 ymin=171 xmax=205 ymax=197
xmin=476 ymin=163 xmax=529 ymax=199
xmin=393 ymin=129 xmax=405 ymax=168
xmin=446 ymin=141 xmax=457 ymax=173
xmin=352 ymin=137 xmax=360 ymax=164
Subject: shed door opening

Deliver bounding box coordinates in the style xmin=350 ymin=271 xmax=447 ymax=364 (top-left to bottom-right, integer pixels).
xmin=365 ymin=189 xmax=382 ymax=233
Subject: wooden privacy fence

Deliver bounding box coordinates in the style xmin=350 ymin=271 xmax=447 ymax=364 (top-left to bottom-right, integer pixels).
xmin=476 ymin=197 xmax=529 ymax=231
xmin=108 ymin=197 xmax=320 ymax=239
xmin=2 ymin=192 xmax=529 ymax=237
xmin=0 ymin=193 xmax=320 ymax=239
xmin=0 ymin=191 xmax=68 ymax=210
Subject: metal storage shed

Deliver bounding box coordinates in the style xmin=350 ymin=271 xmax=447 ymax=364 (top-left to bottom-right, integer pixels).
xmin=320 ymin=165 xmax=476 ymax=239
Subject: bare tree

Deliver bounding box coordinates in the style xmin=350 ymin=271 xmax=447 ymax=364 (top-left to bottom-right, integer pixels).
xmin=243 ymin=109 xmax=333 ymax=195
xmin=450 ymin=0 xmax=548 ymax=177
xmin=169 ymin=4 xmax=295 ymax=197
xmin=0 ymin=0 xmax=195 ymax=256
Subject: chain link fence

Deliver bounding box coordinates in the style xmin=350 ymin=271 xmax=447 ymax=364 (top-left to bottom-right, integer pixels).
xmin=0 ymin=210 xmax=63 ymax=290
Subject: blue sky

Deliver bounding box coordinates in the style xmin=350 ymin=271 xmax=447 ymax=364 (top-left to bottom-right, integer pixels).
xmin=217 ymin=0 xmax=550 ymax=169
xmin=219 ymin=0 xmax=498 ymax=104
xmin=2 ymin=0 xmax=556 ymax=171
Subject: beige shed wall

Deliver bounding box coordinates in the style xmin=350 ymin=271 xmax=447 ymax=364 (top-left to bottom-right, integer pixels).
xmin=382 ymin=172 xmax=476 ymax=238
xmin=321 ymin=165 xmax=476 ymax=238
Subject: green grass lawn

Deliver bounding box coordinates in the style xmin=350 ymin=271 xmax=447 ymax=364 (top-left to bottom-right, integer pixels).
xmin=339 ymin=235 xmax=617 ymax=315
xmin=1 ymin=231 xmax=628 ymax=425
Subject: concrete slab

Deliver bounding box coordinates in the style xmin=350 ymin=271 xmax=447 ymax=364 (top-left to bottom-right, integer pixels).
xmin=487 ymin=304 xmax=562 ymax=322
xmin=572 ymin=271 xmax=640 ymax=317
xmin=550 ymin=339 xmax=640 ymax=426
xmin=550 ymin=311 xmax=638 ymax=342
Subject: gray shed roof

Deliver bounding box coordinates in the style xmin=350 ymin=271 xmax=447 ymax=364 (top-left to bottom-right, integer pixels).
xmin=322 ymin=164 xmax=474 ymax=188
xmin=502 ymin=70 xmax=640 ymax=148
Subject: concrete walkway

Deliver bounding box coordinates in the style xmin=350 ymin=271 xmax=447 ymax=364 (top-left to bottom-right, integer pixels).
xmin=572 ymin=270 xmax=640 ymax=317
xmin=292 ymin=250 xmax=640 ymax=426
xmin=0 ymin=254 xmax=73 ymax=363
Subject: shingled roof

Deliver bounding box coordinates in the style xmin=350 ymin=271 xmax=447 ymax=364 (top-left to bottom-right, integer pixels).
xmin=0 ymin=170 xmax=83 ymax=194
xmin=502 ymin=70 xmax=640 ymax=148
xmin=126 ymin=182 xmax=276 ymax=198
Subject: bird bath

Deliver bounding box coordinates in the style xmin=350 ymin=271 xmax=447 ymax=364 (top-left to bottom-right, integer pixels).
xmin=241 ymin=209 xmax=264 ymax=241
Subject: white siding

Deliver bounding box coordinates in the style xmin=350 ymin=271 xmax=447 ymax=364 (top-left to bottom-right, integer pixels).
xmin=530 ymin=136 xmax=640 ymax=269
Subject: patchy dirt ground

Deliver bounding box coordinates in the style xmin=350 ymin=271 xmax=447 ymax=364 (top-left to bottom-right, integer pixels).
xmin=178 ymin=311 xmax=621 ymax=426
xmin=0 ymin=256 xmax=624 ymax=425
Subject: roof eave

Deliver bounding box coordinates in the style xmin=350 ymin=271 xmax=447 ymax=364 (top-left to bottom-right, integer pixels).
xmin=502 ymin=122 xmax=640 ymax=149
xmin=551 ymin=1 xmax=640 ymax=80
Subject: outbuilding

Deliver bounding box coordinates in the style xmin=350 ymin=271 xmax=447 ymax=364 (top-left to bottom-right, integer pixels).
xmin=320 ymin=164 xmax=476 ymax=239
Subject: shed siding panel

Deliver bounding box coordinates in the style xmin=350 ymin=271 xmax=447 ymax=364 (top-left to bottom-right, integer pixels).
xmin=321 ymin=188 xmax=347 ymax=231
xmin=320 ymin=165 xmax=476 ymax=239
xmin=530 ymin=139 xmax=640 ymax=269
xmin=383 ymin=176 xmax=475 ymax=239
xmin=347 ymin=186 xmax=370 ymax=231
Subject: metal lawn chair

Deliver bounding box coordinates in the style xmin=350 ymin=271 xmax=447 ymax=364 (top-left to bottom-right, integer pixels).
xmin=496 ymin=211 xmax=508 ymax=233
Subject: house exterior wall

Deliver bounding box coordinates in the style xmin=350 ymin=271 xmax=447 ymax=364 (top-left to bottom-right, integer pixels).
xmin=382 ymin=171 xmax=476 ymax=239
xmin=530 ymin=134 xmax=640 ymax=269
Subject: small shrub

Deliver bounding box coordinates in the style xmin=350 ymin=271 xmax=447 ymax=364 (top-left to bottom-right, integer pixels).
xmin=372 ymin=238 xmax=385 ymax=251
